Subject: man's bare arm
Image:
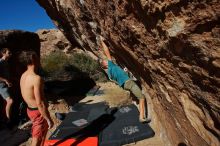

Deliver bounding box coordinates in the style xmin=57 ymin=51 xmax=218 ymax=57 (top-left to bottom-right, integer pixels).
xmin=34 ymin=76 xmax=53 ymax=128
xmin=100 ymin=40 xmax=112 ymax=60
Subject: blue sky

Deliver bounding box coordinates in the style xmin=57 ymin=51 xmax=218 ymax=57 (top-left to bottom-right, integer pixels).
xmin=0 ymin=0 xmax=55 ymax=32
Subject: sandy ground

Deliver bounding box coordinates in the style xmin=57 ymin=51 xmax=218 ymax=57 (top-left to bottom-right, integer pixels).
xmin=20 ymin=82 xmax=167 ymax=146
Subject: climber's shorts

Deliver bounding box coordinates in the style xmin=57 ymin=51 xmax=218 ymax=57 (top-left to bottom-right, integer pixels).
xmin=123 ymin=80 xmax=144 ymax=99
xmin=27 ymin=108 xmax=48 ymax=138
xmin=0 ymin=82 xmax=10 ymax=99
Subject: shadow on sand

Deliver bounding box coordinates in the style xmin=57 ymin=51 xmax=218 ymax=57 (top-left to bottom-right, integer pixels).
xmin=44 ymin=76 xmax=96 ymax=107
xmin=52 ymin=113 xmax=115 ymax=146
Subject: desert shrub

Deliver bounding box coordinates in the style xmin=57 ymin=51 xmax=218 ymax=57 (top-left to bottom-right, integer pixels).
xmin=68 ymin=53 xmax=107 ymax=82
xmin=41 ymin=51 xmax=107 ymax=82
xmin=41 ymin=51 xmax=69 ymax=75
xmin=68 ymin=53 xmax=98 ymax=74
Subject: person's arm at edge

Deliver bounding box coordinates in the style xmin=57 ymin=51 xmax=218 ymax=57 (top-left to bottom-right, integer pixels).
xmin=0 ymin=76 xmax=7 ymax=82
xmin=34 ymin=76 xmax=53 ymax=129
xmin=0 ymin=76 xmax=12 ymax=87
xmin=100 ymin=40 xmax=112 ymax=61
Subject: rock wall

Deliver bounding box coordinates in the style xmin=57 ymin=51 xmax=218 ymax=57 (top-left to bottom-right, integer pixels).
xmin=36 ymin=0 xmax=220 ymax=145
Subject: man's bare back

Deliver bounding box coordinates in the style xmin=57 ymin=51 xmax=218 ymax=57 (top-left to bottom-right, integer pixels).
xmin=20 ymin=71 xmax=43 ymax=108
xmin=19 ymin=51 xmax=53 ymax=146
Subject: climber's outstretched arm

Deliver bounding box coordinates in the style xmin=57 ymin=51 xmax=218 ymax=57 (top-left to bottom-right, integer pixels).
xmin=100 ymin=40 xmax=112 ymax=61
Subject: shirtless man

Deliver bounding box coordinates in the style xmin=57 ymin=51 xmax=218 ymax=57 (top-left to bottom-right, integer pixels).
xmin=19 ymin=51 xmax=53 ymax=146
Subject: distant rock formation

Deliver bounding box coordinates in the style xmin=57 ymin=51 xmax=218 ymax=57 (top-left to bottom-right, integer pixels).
xmin=36 ymin=0 xmax=220 ymax=145
xmin=36 ymin=29 xmax=76 ymax=56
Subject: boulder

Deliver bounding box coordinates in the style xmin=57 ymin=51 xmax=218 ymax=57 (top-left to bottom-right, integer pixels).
xmin=36 ymin=29 xmax=76 ymax=56
xmin=36 ymin=1 xmax=220 ymax=145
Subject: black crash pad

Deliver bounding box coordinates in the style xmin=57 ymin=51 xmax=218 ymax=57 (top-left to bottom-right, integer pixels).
xmin=49 ymin=103 xmax=155 ymax=146
xmin=99 ymin=104 xmax=155 ymax=146
xmin=70 ymin=102 xmax=109 ymax=112
xmin=58 ymin=112 xmax=90 ymax=129
xmin=49 ymin=102 xmax=112 ymax=140
xmin=50 ymin=113 xmax=115 ymax=141
xmin=70 ymin=102 xmax=110 ymax=122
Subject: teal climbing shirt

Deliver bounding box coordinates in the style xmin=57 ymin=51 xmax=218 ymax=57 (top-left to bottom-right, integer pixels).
xmin=107 ymin=60 xmax=129 ymax=86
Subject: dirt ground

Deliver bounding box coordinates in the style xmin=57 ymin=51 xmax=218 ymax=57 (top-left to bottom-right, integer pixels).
xmin=20 ymin=82 xmax=167 ymax=146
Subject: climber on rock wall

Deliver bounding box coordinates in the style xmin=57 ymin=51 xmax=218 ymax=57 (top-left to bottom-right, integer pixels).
xmin=97 ymin=37 xmax=151 ymax=123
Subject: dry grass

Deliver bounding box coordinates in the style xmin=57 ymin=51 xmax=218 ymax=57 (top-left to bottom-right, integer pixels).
xmin=99 ymin=82 xmax=132 ymax=107
xmin=41 ymin=51 xmax=107 ymax=82
xmin=79 ymin=82 xmax=132 ymax=107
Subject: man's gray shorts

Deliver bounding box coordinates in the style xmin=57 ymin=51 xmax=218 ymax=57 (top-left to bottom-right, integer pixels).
xmin=0 ymin=82 xmax=10 ymax=99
